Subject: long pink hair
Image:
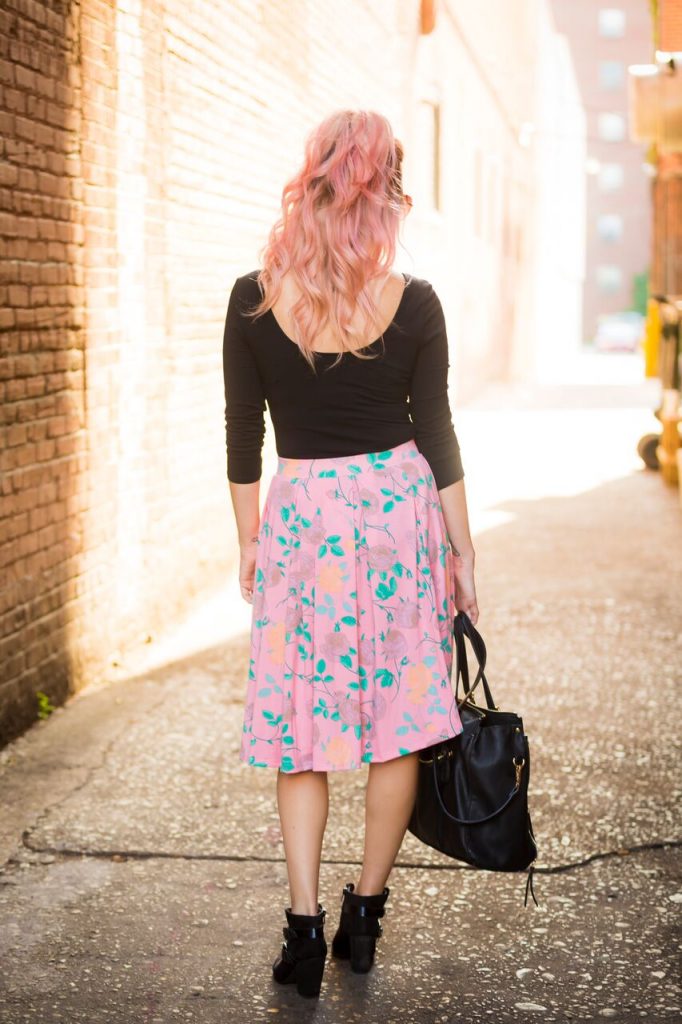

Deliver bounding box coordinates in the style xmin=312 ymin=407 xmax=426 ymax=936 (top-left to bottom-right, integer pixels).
xmin=245 ymin=109 xmax=410 ymax=371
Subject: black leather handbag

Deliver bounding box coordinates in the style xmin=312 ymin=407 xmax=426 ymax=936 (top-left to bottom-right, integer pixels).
xmin=407 ymin=610 xmax=540 ymax=907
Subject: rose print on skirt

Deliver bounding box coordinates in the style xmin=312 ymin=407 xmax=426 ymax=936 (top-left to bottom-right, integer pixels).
xmin=240 ymin=438 xmax=464 ymax=773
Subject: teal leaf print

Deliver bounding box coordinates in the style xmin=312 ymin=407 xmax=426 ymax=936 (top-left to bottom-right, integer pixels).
xmin=376 ymin=577 xmax=397 ymax=600
xmin=239 ymin=437 xmax=464 ymax=774
xmin=375 ymin=668 xmax=394 ymax=688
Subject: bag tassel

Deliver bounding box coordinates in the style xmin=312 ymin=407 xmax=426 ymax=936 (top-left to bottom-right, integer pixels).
xmin=523 ymin=864 xmax=539 ymax=908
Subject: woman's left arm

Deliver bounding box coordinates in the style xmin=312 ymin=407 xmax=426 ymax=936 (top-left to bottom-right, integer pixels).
xmin=228 ymin=481 xmax=260 ymax=603
xmin=228 ymin=482 xmax=260 ymax=546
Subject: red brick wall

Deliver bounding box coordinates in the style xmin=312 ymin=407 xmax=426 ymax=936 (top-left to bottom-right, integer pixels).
xmin=0 ymin=0 xmax=84 ymax=741
xmin=0 ymin=0 xmax=558 ymax=746
xmin=652 ymin=0 xmax=682 ymax=295
xmin=0 ymin=0 xmax=423 ymax=746
xmin=651 ymin=152 xmax=682 ymax=295
xmin=659 ymin=0 xmax=682 ymax=49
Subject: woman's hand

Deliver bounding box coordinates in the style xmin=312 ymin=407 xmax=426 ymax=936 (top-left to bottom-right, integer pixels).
xmin=239 ymin=535 xmax=258 ymax=604
xmin=452 ymin=552 xmax=479 ymax=626
xmin=437 ymin=479 xmax=478 ymax=624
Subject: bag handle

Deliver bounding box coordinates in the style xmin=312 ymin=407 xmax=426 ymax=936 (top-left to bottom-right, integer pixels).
xmin=431 ymin=747 xmax=523 ymax=825
xmin=452 ymin=612 xmax=497 ymax=712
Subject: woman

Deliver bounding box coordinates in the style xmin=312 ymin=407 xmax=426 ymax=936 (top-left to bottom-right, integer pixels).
xmin=222 ymin=109 xmax=478 ymax=998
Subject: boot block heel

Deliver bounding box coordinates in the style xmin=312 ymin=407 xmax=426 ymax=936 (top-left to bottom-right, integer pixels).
xmin=350 ymin=934 xmax=376 ymax=973
xmin=332 ymin=882 xmax=390 ymax=973
xmin=295 ymin=954 xmax=326 ymax=997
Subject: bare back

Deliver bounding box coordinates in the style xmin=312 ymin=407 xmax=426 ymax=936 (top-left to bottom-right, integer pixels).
xmin=269 ymin=271 xmax=408 ymax=353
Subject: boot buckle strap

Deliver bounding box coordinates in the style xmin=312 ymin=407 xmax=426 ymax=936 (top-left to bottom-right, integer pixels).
xmin=348 ymin=904 xmax=386 ymax=919
xmin=284 ymin=924 xmax=325 ymax=941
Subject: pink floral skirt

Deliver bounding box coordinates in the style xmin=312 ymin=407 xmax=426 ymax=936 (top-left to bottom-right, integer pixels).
xmin=240 ymin=438 xmax=463 ymax=773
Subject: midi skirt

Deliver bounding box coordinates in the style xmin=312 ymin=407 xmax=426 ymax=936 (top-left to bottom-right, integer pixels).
xmin=239 ymin=438 xmax=464 ymax=773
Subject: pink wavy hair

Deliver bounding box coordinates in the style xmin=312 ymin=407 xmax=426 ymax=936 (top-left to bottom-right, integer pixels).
xmin=245 ymin=109 xmax=410 ymax=371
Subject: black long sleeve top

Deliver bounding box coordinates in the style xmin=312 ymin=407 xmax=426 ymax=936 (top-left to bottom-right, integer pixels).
xmin=222 ymin=270 xmax=464 ymax=491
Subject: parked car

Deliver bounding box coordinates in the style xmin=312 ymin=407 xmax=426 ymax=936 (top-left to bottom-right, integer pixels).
xmin=593 ymin=311 xmax=645 ymax=352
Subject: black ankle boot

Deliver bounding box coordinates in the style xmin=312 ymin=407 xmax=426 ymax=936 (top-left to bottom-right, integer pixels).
xmin=331 ymin=882 xmax=390 ymax=973
xmin=272 ymin=904 xmax=327 ymax=998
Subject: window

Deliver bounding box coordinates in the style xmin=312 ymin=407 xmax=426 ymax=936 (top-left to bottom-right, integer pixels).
xmin=473 ymin=147 xmax=484 ymax=237
xmin=487 ymin=158 xmax=500 ymax=244
xmin=599 ymin=61 xmax=624 ymax=89
xmin=598 ymin=163 xmax=624 ymax=190
xmin=598 ymin=112 xmax=626 ymax=142
xmin=596 ymin=265 xmax=623 ymax=292
xmin=598 ymin=9 xmax=626 ymax=38
xmin=597 ymin=214 xmax=623 ymax=242
xmin=416 ymin=100 xmax=441 ymax=211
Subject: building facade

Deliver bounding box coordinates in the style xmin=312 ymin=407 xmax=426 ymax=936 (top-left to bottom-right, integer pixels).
xmin=0 ymin=0 xmax=582 ymax=744
xmin=547 ymin=0 xmax=653 ymax=342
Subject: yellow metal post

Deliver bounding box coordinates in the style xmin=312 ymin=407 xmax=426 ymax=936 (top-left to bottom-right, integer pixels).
xmin=643 ymin=297 xmax=660 ymax=378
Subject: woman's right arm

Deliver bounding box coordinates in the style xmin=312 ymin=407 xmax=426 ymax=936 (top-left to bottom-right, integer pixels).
xmin=438 ymin=478 xmax=478 ymax=625
xmin=408 ymin=280 xmax=479 ymax=623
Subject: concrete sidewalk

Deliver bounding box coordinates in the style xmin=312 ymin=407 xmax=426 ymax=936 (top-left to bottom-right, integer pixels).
xmin=1 ymin=358 xmax=680 ymax=1024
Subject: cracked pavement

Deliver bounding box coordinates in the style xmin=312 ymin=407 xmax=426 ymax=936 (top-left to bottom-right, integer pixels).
xmin=1 ymin=364 xmax=681 ymax=1023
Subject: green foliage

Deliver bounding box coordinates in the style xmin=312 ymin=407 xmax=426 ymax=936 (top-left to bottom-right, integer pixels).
xmin=36 ymin=691 xmax=56 ymax=720
xmin=632 ymin=270 xmax=649 ymax=315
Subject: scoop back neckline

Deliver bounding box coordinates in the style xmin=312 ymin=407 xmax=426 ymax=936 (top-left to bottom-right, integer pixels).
xmin=265 ymin=272 xmax=411 ymax=356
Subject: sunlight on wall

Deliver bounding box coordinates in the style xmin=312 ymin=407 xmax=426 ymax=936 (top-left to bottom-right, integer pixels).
xmin=114 ymin=0 xmax=149 ymax=618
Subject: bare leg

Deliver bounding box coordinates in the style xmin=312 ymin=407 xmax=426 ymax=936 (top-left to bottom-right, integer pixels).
xmin=356 ymin=751 xmax=419 ymax=895
xmin=276 ymin=768 xmax=329 ymax=915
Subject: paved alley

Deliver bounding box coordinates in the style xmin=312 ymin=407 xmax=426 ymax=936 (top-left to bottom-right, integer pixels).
xmin=1 ymin=357 xmax=680 ymax=1024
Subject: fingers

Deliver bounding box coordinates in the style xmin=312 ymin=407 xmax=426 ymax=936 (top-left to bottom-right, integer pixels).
xmin=455 ymin=599 xmax=479 ymax=625
xmin=239 ymin=556 xmax=256 ymax=605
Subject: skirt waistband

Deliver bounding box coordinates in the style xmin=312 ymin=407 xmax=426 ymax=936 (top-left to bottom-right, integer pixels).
xmin=275 ymin=438 xmax=422 ymax=478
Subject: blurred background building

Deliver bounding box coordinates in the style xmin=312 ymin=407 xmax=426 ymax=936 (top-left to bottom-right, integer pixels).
xmin=0 ymin=0 xmax=663 ymax=744
xmin=548 ymin=1 xmax=652 ymax=344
